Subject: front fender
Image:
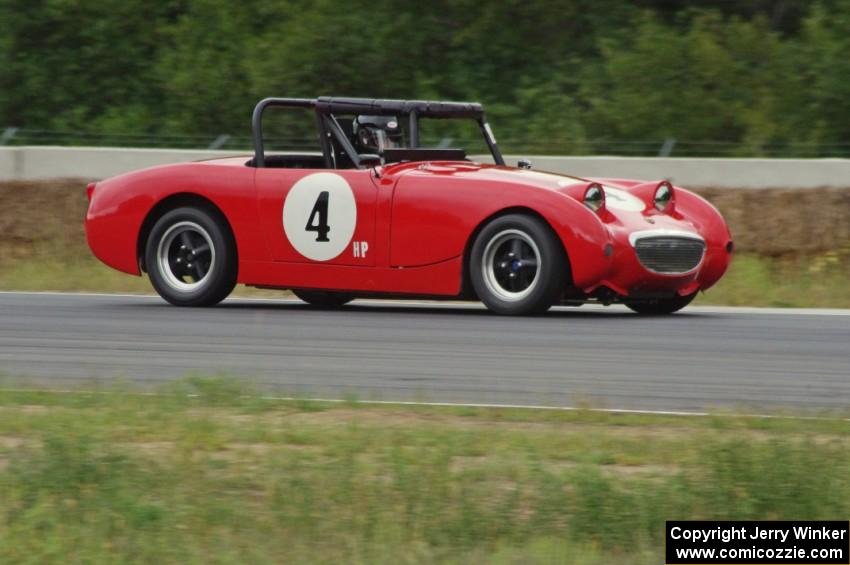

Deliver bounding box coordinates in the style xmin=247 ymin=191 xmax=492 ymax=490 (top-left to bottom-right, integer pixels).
xmin=528 ymin=191 xmax=615 ymax=289
xmin=673 ymin=188 xmax=733 ymax=290
xmin=389 ymin=169 xmax=614 ymax=288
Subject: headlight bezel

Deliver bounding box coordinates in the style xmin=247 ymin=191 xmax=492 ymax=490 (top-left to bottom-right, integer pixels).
xmin=653 ymin=181 xmax=674 ymax=212
xmin=583 ymin=183 xmax=605 ymax=213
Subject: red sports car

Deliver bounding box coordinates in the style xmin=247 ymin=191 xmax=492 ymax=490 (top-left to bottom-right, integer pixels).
xmin=85 ymin=97 xmax=733 ymax=315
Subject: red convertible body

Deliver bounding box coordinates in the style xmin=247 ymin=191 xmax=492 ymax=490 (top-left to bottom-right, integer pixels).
xmin=86 ymin=97 xmax=732 ymax=314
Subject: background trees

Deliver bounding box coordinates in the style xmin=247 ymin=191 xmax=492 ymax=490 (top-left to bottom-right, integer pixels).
xmin=1 ymin=0 xmax=848 ymax=156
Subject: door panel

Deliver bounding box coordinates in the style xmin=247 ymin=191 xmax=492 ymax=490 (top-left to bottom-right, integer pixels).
xmin=256 ymin=169 xmax=377 ymax=267
xmin=389 ymin=173 xmax=473 ymax=267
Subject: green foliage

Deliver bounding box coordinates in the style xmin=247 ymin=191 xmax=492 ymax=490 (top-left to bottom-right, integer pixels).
xmin=1 ymin=1 xmax=849 ymax=155
xmin=693 ymin=252 xmax=850 ymax=308
xmin=0 ymin=383 xmax=848 ymax=563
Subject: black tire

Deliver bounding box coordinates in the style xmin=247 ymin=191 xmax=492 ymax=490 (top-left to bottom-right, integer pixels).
xmin=469 ymin=213 xmax=567 ymax=315
xmin=293 ymin=290 xmax=354 ymax=308
xmin=145 ymin=206 xmax=237 ymax=307
xmin=624 ymin=292 xmax=696 ymax=315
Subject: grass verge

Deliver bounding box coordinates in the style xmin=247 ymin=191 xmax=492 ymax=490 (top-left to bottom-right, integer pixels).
xmin=2 ymin=179 xmax=848 ymax=306
xmin=1 ymin=252 xmax=848 ymax=307
xmin=695 ymin=251 xmax=850 ymax=308
xmin=0 ymin=377 xmax=848 ymax=564
xmin=0 ymin=255 xmax=281 ymax=297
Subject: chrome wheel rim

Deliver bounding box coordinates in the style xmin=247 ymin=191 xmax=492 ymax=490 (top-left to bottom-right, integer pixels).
xmin=482 ymin=229 xmax=541 ymax=301
xmin=156 ymin=221 xmax=216 ymax=292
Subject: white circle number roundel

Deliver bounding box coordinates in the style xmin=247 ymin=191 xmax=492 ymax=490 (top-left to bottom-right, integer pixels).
xmin=283 ymin=173 xmax=357 ymax=261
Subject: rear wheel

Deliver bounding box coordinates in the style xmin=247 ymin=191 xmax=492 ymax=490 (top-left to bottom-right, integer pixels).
xmin=293 ymin=290 xmax=354 ymax=308
xmin=469 ymin=214 xmax=567 ymax=315
xmin=624 ymin=293 xmax=696 ymax=315
xmin=145 ymin=206 xmax=237 ymax=307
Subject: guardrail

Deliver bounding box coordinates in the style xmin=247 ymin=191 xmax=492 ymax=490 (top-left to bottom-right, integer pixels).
xmin=2 ymin=146 xmax=849 ymax=189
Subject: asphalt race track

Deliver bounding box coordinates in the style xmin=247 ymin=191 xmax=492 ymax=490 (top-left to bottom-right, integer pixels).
xmin=1 ymin=292 xmax=848 ymax=413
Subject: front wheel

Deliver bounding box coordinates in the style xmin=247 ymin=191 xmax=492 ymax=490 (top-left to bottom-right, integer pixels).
xmin=145 ymin=206 xmax=237 ymax=307
xmin=293 ymin=290 xmax=354 ymax=308
xmin=469 ymin=214 xmax=567 ymax=315
xmin=624 ymin=293 xmax=696 ymax=315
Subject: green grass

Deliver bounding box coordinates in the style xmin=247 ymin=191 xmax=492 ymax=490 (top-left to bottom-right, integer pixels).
xmin=0 ymin=256 xmax=152 ymax=293
xmin=695 ymin=251 xmax=850 ymax=308
xmin=1 ymin=252 xmax=848 ymax=307
xmin=0 ymin=255 xmax=281 ymax=297
xmin=0 ymin=377 xmax=848 ymax=564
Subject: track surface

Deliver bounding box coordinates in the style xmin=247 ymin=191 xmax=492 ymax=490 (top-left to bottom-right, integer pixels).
xmin=1 ymin=292 xmax=848 ymax=412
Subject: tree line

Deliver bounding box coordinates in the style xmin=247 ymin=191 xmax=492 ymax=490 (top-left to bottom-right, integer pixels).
xmin=1 ymin=0 xmax=848 ymax=156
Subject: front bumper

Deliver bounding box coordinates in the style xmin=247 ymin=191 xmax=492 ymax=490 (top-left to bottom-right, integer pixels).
xmin=583 ymin=228 xmax=731 ymax=299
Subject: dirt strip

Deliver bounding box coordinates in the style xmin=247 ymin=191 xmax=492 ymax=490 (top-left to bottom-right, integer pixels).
xmin=1 ymin=180 xmax=849 ymax=258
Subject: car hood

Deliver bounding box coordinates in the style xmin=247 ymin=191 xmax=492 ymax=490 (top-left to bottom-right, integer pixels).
xmin=389 ymin=161 xmax=650 ymax=213
xmin=387 ymin=161 xmax=723 ymax=243
xmin=486 ymin=167 xmax=650 ymax=212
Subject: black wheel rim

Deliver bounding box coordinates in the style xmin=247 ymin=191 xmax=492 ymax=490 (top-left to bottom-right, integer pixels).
xmin=156 ymin=221 xmax=216 ymax=292
xmin=481 ymin=229 xmax=541 ymax=301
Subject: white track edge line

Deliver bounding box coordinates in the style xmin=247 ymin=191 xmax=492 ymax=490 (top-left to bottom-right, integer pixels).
xmin=0 ymin=387 xmax=847 ymax=422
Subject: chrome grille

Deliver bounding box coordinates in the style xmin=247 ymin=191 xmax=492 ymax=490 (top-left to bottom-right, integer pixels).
xmin=634 ymin=236 xmax=705 ymax=274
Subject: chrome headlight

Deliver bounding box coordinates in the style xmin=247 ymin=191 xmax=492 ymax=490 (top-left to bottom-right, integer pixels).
xmin=654 ymin=182 xmax=673 ymax=211
xmin=584 ymin=184 xmax=605 ymax=212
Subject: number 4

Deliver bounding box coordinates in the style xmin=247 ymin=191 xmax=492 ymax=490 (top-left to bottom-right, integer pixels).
xmin=305 ymin=191 xmax=330 ymax=242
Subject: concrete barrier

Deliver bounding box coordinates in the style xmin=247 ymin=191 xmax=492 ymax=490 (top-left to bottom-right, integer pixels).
xmin=0 ymin=147 xmax=18 ymax=179
xmin=0 ymin=146 xmax=238 ymax=182
xmin=1 ymin=146 xmax=849 ymax=188
xmin=516 ymin=155 xmax=850 ymax=189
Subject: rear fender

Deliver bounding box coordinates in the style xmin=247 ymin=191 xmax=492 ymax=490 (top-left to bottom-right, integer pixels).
xmin=85 ymin=162 xmax=262 ymax=277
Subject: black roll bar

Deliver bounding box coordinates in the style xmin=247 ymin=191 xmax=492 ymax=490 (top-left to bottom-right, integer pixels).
xmin=251 ymin=97 xmax=505 ymax=168
xmin=251 ymin=98 xmax=316 ymax=168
